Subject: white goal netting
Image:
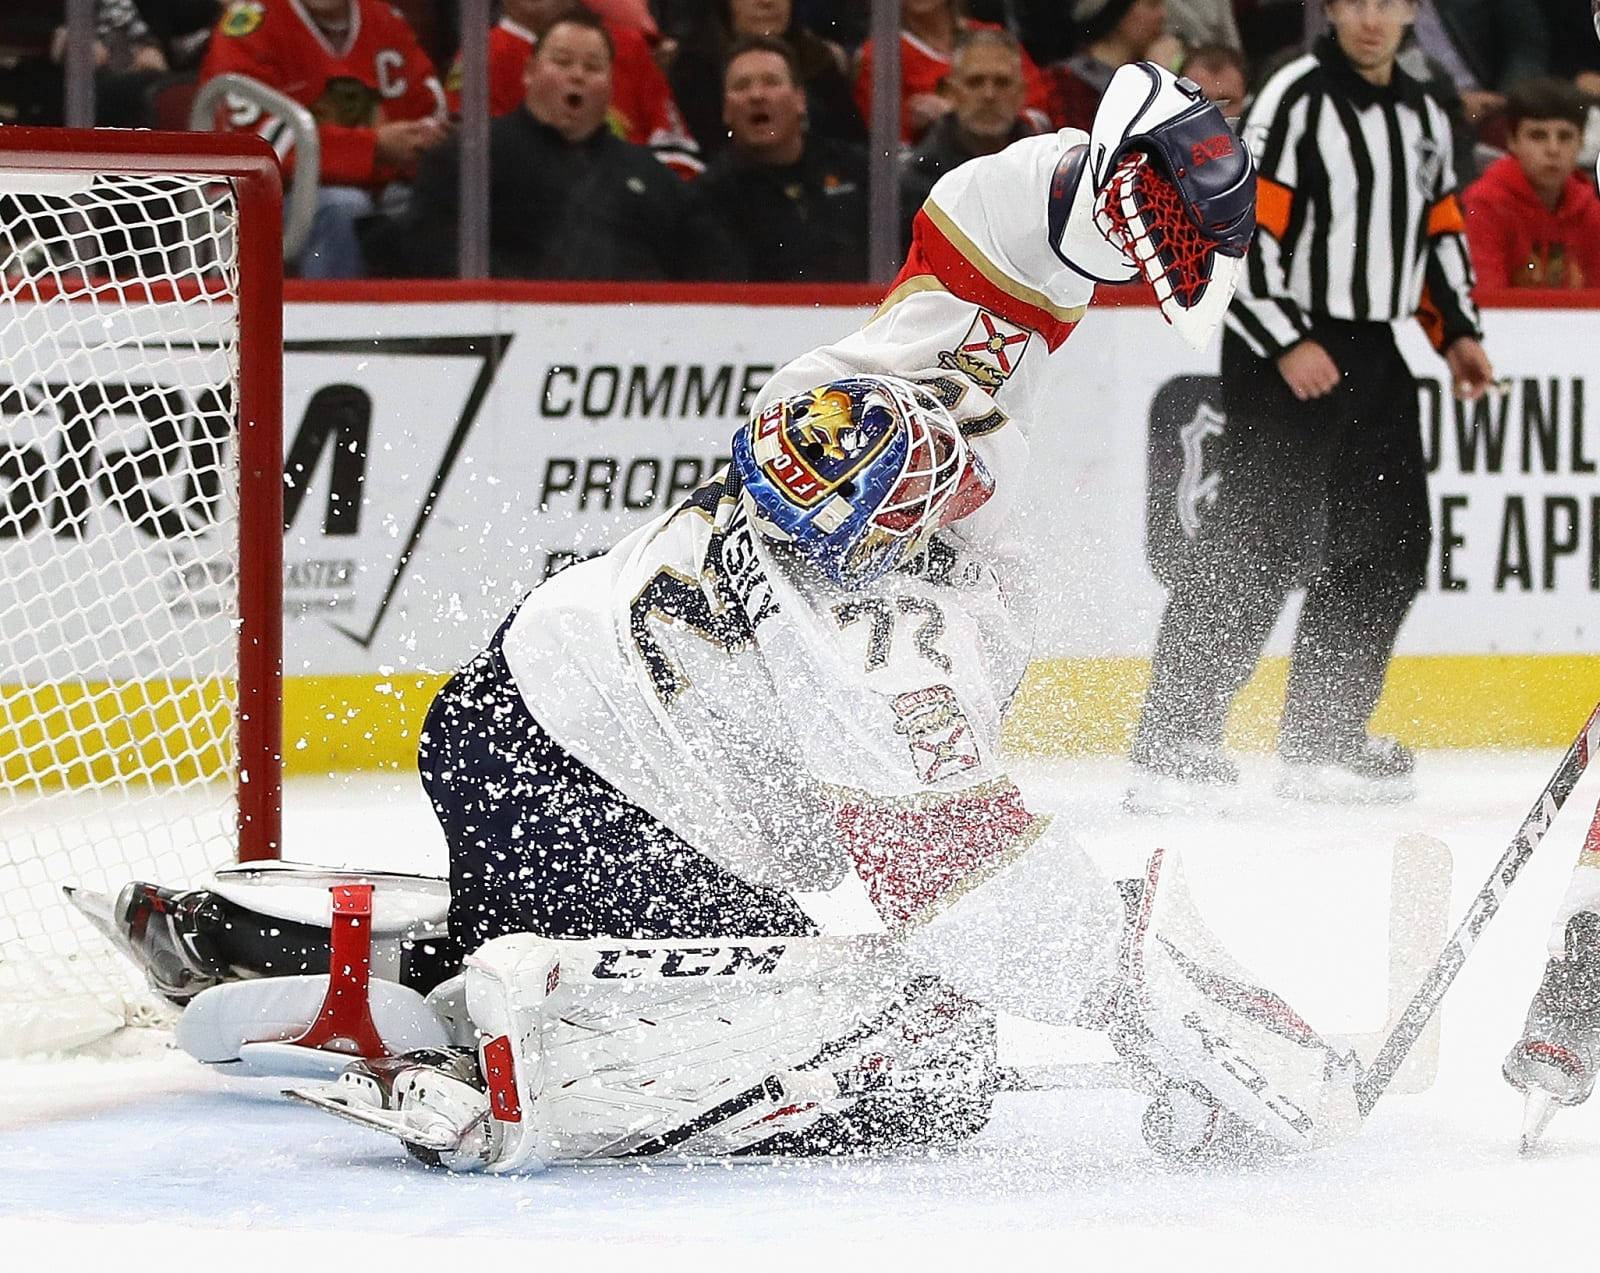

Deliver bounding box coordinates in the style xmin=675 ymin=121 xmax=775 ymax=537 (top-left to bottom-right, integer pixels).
xmin=0 ymin=168 xmax=252 ymax=1054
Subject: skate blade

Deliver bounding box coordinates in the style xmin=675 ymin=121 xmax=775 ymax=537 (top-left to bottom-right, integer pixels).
xmin=1122 ymin=777 xmax=1238 ymax=818
xmin=1273 ymin=767 xmax=1415 ymax=806
xmin=1520 ymin=1090 xmax=1559 ymax=1154
xmin=61 ymin=884 xmax=141 ymax=964
xmin=284 ymin=1083 xmax=461 ymax=1152
xmin=62 ymin=884 xmax=118 ymax=937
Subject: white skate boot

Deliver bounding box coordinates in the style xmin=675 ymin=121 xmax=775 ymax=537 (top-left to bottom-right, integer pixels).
xmin=1503 ymin=910 xmax=1600 ymax=1151
xmin=287 ymin=1047 xmax=496 ymax=1170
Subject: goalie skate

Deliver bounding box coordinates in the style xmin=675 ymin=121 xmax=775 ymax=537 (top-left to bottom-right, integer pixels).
xmin=1503 ymin=910 xmax=1600 ymax=1150
xmin=287 ymin=1048 xmax=495 ymax=1169
xmin=64 ymin=882 xmax=230 ymax=1004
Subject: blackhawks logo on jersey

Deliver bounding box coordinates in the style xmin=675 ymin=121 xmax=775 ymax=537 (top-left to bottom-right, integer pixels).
xmin=313 ymin=76 xmax=383 ymax=127
xmin=220 ymin=1 xmax=265 ymax=37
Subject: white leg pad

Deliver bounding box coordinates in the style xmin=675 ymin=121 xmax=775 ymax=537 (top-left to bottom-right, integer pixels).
xmin=175 ymin=975 xmax=451 ymax=1076
xmin=462 ymin=934 xmax=560 ymax=1174
xmin=208 ymin=861 xmax=449 ymax=935
xmin=1128 ymin=847 xmax=1362 ymax=1151
xmin=458 ymin=933 xmax=908 ymax=1168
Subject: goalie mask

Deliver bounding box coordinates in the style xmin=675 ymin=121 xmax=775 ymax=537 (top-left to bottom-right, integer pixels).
xmin=1048 ymin=61 xmax=1256 ymax=348
xmin=732 ymin=375 xmax=994 ymax=589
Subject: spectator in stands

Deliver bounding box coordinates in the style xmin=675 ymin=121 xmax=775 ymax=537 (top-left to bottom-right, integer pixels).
xmin=1046 ymin=0 xmax=1182 ymax=132
xmin=581 ymin=0 xmax=657 ymax=38
xmin=1182 ymin=41 xmax=1249 ymax=120
xmin=1236 ymin=0 xmax=1306 ymax=74
xmin=899 ymin=28 xmax=1038 ymax=249
xmin=790 ymin=0 xmax=869 ymax=51
xmin=376 ymin=10 xmax=723 ymax=280
xmin=1406 ymin=0 xmax=1549 ymax=128
xmin=198 ymin=0 xmax=448 ymax=278
xmin=136 ymin=0 xmax=221 ymax=70
xmin=445 ymin=0 xmax=699 ymax=177
xmin=1537 ymin=0 xmax=1600 ymax=98
xmin=854 ymin=0 xmax=1050 ymax=144
xmin=0 ymin=5 xmax=61 ymax=125
xmin=693 ymin=36 xmax=868 ymax=282
xmin=670 ymin=0 xmax=861 ymax=162
xmin=0 ymin=0 xmax=176 ymax=126
xmin=91 ymin=0 xmax=172 ymax=125
xmin=1464 ymin=78 xmax=1600 ymax=288
xmin=1164 ymin=0 xmax=1243 ymax=53
xmin=966 ymin=0 xmax=1081 ymax=67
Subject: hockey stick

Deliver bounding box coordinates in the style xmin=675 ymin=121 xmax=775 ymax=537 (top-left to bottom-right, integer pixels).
xmin=1352 ymin=701 xmax=1600 ymax=1118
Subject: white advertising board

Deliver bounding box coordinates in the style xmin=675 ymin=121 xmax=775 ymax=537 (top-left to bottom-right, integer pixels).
xmin=275 ymin=299 xmax=1600 ymax=680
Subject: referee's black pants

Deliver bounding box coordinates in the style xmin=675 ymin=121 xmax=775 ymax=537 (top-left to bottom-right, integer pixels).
xmin=1134 ymin=321 xmax=1432 ymax=762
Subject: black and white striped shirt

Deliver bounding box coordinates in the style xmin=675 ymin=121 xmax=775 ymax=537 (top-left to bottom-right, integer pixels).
xmin=1227 ymin=34 xmax=1481 ymax=359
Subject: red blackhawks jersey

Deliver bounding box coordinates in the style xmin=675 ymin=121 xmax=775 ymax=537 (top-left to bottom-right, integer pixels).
xmin=444 ymin=17 xmax=700 ymax=176
xmin=201 ymin=0 xmax=446 ymax=188
xmin=854 ymin=21 xmax=1052 ymax=143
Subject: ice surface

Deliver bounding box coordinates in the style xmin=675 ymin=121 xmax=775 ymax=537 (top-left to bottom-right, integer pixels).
xmin=4 ymin=750 xmax=1599 ymax=1271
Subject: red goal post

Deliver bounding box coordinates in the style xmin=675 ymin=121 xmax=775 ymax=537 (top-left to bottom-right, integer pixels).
xmin=0 ymin=128 xmax=284 ymax=1052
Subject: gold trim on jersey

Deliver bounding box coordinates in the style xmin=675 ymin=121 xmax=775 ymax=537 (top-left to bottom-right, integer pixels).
xmin=871 ymin=273 xmax=949 ymax=322
xmin=817 ymin=774 xmax=1022 ymax=811
xmin=902 ymin=811 xmax=1054 ymax=931
xmin=921 ymin=201 xmax=1089 ymax=327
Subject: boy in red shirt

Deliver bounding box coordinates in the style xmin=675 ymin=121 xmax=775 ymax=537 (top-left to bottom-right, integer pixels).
xmin=200 ymin=0 xmax=449 ymax=277
xmin=1464 ymin=78 xmax=1600 ymax=289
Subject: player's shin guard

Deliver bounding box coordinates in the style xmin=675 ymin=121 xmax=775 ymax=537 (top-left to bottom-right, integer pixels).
xmin=1113 ymin=847 xmax=1362 ymax=1156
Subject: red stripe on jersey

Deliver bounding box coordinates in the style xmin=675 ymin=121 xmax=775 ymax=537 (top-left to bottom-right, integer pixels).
xmin=835 ymin=782 xmax=1039 ymax=927
xmin=893 ymin=209 xmax=1079 ymax=351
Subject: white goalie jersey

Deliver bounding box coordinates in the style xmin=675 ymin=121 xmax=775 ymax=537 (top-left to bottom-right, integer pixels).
xmin=502 ymin=128 xmax=1132 ymax=959
xmin=502 ymin=466 xmax=1032 ymax=915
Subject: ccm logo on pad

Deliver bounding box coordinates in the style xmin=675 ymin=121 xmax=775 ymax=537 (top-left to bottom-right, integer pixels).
xmin=590 ymin=945 xmax=787 ymax=978
xmin=1191 ymin=135 xmax=1235 ymax=164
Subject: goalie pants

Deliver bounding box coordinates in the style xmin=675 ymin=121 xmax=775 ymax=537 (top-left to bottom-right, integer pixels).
xmin=417 ymin=616 xmax=818 ymax=951
xmin=1134 ymin=322 xmax=1431 ymax=759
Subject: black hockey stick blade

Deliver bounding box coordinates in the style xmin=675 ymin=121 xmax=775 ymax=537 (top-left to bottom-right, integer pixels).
xmin=1353 ymin=701 xmax=1600 ymax=1118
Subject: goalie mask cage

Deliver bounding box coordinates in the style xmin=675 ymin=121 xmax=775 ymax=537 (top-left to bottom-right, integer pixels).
xmin=0 ymin=129 xmax=283 ymax=1055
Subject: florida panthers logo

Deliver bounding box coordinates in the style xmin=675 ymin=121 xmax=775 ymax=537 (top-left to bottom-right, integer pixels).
xmin=794 ymin=386 xmax=865 ymax=460
xmin=748 ymin=380 xmax=898 ymax=509
xmin=892 ymin=685 xmax=981 ymax=784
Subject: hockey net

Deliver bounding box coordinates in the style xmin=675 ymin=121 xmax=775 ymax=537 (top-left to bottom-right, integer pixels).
xmin=0 ymin=130 xmax=282 ymax=1055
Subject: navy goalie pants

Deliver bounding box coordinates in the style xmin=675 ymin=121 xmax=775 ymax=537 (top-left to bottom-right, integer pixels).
xmin=416 ymin=615 xmax=817 ymax=953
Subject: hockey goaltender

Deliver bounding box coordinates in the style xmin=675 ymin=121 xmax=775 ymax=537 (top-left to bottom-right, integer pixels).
xmin=68 ymin=64 xmax=1392 ymax=1172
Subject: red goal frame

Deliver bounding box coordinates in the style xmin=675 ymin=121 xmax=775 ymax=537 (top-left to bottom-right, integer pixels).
xmin=0 ymin=127 xmax=284 ymax=863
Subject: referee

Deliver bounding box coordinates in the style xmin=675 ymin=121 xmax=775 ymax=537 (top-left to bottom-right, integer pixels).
xmin=1129 ymin=0 xmax=1495 ymax=810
